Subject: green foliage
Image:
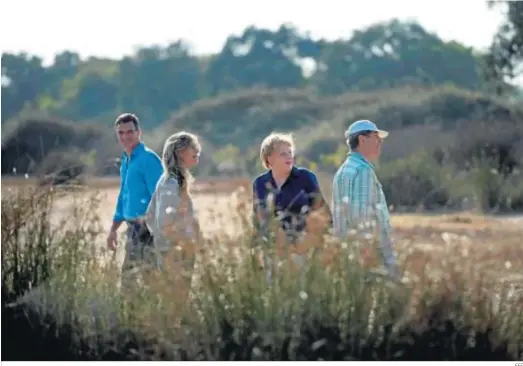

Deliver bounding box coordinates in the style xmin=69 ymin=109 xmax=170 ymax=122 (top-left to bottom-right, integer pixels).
xmin=483 ymin=1 xmax=523 ymax=95
xmin=311 ymin=20 xmax=481 ymax=94
xmin=2 ymin=20 xmax=486 ymax=125
xmin=378 ymin=153 xmax=453 ymax=210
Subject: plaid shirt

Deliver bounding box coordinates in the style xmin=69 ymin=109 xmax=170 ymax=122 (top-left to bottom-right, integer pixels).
xmin=332 ymin=152 xmax=397 ymax=272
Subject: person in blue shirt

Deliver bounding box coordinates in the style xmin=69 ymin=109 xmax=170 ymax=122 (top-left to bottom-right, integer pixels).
xmin=252 ymin=132 xmax=331 ymax=274
xmin=106 ymin=113 xmax=163 ymax=281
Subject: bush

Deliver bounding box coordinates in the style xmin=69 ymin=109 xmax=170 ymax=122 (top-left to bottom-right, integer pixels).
xmin=1 ymin=185 xmax=119 ymax=359
xmin=378 ymin=153 xmax=454 ymax=211
xmin=2 ymin=185 xmax=522 ymax=360
xmin=0 ymin=117 xmax=115 ymax=178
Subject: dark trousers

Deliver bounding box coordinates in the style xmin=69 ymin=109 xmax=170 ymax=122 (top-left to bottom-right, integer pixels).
xmin=121 ymin=222 xmax=158 ymax=289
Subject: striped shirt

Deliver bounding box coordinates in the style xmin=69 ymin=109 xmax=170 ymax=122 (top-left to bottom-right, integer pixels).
xmin=332 ymin=152 xmax=397 ymax=271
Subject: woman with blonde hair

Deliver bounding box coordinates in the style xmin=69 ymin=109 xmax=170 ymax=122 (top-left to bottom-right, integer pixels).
xmin=145 ymin=131 xmax=202 ymax=285
xmin=252 ymin=132 xmax=331 ymax=279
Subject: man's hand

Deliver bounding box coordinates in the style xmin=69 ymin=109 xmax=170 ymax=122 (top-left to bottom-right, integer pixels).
xmin=107 ymin=229 xmax=118 ymax=251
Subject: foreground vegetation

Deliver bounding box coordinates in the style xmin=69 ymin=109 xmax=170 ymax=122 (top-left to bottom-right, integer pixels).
xmin=2 ymin=184 xmax=522 ymax=360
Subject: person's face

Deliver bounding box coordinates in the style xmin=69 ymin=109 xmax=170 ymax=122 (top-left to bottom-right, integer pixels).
xmin=179 ymin=146 xmax=201 ymax=168
xmin=267 ymin=143 xmax=294 ymax=173
xmin=116 ymin=122 xmax=140 ymax=151
xmin=359 ymin=132 xmax=383 ymax=161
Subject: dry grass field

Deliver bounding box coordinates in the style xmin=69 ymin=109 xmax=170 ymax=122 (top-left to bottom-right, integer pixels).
xmin=2 ymin=176 xmax=522 ymax=285
xmin=2 ymin=175 xmax=523 ymax=360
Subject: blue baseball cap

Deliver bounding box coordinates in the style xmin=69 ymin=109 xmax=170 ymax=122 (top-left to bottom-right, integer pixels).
xmin=344 ymin=120 xmax=389 ymax=140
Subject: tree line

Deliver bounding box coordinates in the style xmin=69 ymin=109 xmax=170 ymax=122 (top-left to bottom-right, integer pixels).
xmin=3 ymin=11 xmax=520 ymax=128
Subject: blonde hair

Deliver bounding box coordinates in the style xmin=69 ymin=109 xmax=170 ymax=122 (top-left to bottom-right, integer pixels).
xmin=259 ymin=132 xmax=295 ymax=169
xmin=161 ymin=131 xmax=201 ymax=193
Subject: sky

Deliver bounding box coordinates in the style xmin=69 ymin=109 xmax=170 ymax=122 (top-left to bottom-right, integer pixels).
xmin=1 ymin=0 xmax=506 ymax=66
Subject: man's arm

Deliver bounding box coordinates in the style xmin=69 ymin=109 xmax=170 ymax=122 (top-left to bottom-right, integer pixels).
xmin=107 ymin=167 xmax=125 ymax=250
xmin=332 ymin=171 xmax=350 ymax=238
xmin=111 ymin=166 xmax=125 ymax=231
xmin=352 ymin=168 xmax=397 ymax=275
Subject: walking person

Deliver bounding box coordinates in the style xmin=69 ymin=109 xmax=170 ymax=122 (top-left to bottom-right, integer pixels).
xmin=144 ymin=132 xmax=203 ymax=296
xmin=252 ymin=132 xmax=331 ymax=280
xmin=106 ymin=113 xmax=163 ymax=287
xmin=332 ymin=120 xmax=400 ymax=280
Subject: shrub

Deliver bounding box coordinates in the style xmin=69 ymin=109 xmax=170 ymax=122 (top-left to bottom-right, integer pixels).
xmin=377 ymin=153 xmax=454 ymax=211
xmin=0 ymin=116 xmax=116 ymax=178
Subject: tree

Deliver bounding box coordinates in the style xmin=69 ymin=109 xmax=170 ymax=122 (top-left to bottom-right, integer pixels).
xmin=117 ymin=41 xmax=204 ymax=126
xmin=206 ymin=25 xmax=321 ymax=94
xmin=483 ymin=1 xmax=523 ymax=95
xmin=312 ymin=20 xmax=481 ymax=94
xmin=1 ymin=53 xmax=47 ymax=122
xmin=59 ymin=57 xmax=119 ymax=120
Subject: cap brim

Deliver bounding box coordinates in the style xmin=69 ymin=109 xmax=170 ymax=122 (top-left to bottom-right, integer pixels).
xmin=378 ymin=130 xmax=389 ymax=139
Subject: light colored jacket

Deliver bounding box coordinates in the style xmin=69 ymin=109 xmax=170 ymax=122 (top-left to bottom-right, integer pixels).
xmin=145 ymin=174 xmax=197 ymax=252
xmin=332 ymin=152 xmax=397 ymax=273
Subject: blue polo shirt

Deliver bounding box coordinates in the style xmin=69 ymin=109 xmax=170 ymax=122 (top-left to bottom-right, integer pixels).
xmin=252 ymin=166 xmax=323 ymax=240
xmin=113 ymin=142 xmax=163 ymax=222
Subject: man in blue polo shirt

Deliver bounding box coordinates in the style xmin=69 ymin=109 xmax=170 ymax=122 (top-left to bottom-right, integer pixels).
xmin=107 ymin=113 xmax=163 ymax=281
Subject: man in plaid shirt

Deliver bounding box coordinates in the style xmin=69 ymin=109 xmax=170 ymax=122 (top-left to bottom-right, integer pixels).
xmin=332 ymin=120 xmax=399 ymax=279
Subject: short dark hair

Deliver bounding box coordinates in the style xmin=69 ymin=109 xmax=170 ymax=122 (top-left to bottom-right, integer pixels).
xmin=115 ymin=113 xmax=140 ymax=129
xmin=348 ymin=130 xmax=372 ymax=150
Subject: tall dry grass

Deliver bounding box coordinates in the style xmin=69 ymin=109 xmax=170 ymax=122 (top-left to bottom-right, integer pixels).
xmin=2 ymin=182 xmax=522 ymax=360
